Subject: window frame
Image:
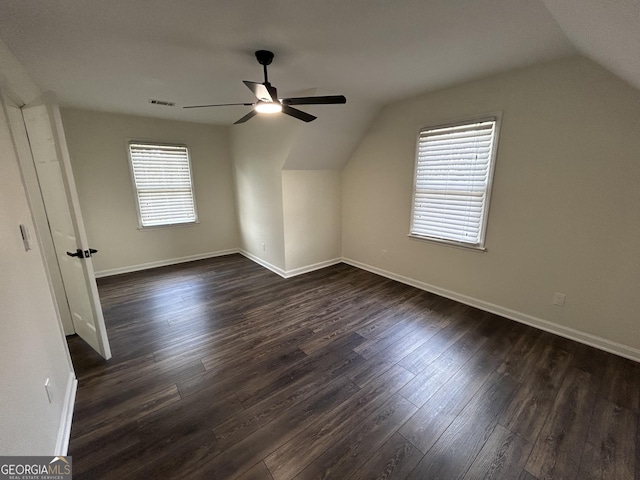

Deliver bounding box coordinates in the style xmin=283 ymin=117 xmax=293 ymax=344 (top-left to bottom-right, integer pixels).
xmin=127 ymin=141 xmax=199 ymax=229
xmin=408 ymin=113 xmax=501 ymax=251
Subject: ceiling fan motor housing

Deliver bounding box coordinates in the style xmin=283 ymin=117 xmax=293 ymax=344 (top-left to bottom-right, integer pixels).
xmin=255 ymin=50 xmax=274 ymax=66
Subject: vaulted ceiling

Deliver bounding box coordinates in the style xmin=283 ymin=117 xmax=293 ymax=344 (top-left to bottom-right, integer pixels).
xmin=0 ymin=0 xmax=637 ymax=168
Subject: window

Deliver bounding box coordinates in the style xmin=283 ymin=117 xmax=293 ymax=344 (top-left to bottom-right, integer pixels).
xmin=128 ymin=142 xmax=198 ymax=228
xmin=410 ymin=116 xmax=500 ymax=249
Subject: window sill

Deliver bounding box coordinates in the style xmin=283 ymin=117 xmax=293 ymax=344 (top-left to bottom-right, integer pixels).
xmin=138 ymin=221 xmax=200 ymax=231
xmin=407 ymin=233 xmax=486 ymax=252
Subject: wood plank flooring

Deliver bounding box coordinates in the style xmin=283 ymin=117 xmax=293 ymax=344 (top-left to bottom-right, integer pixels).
xmin=67 ymin=254 xmax=639 ymax=479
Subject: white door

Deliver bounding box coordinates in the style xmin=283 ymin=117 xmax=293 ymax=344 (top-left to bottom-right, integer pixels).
xmin=4 ymin=95 xmax=76 ymax=336
xmin=21 ymin=97 xmax=112 ymax=360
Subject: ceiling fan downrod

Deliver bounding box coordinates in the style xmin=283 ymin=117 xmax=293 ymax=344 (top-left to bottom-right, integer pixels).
xmin=255 ymin=50 xmax=274 ymax=85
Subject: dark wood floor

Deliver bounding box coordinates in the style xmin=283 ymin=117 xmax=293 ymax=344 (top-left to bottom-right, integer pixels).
xmin=67 ymin=254 xmax=639 ymax=479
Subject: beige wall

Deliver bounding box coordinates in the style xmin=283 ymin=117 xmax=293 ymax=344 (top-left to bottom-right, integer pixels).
xmin=0 ymin=93 xmax=74 ymax=454
xmin=231 ymin=116 xmax=301 ymax=272
xmin=61 ymin=109 xmax=239 ymax=275
xmin=283 ymin=170 xmax=342 ymax=272
xmin=342 ymin=56 xmax=640 ymax=357
xmin=231 ymin=116 xmax=344 ymax=276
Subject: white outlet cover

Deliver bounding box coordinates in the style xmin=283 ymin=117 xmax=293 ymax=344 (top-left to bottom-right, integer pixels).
xmin=553 ymin=293 xmax=566 ymax=306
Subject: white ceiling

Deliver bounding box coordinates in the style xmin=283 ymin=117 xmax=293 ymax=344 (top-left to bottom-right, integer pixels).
xmin=0 ymin=0 xmax=579 ymax=126
xmin=0 ymin=0 xmax=637 ymax=168
xmin=541 ymin=0 xmax=640 ymax=91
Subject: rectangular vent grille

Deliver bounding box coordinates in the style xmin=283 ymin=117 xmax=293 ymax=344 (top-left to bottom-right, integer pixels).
xmin=149 ymin=99 xmax=175 ymax=107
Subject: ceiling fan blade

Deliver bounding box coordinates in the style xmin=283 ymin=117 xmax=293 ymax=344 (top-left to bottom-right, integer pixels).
xmin=243 ymin=81 xmax=276 ymax=102
xmin=183 ymin=103 xmax=253 ymax=109
xmin=281 ymin=95 xmax=346 ymax=106
xmin=265 ymin=84 xmax=278 ymax=103
xmin=282 ymin=105 xmax=317 ymax=123
xmin=233 ymin=110 xmax=258 ymax=125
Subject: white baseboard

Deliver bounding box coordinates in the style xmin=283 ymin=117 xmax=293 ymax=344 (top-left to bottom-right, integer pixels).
xmin=343 ymin=257 xmax=640 ymax=363
xmin=95 ymin=247 xmax=340 ymax=280
xmin=239 ymin=250 xmax=287 ymax=278
xmin=284 ymin=258 xmax=343 ymax=278
xmin=55 ymin=372 xmax=77 ymax=456
xmin=95 ymin=249 xmax=239 ymax=278
xmin=239 ymin=250 xmax=342 ymax=279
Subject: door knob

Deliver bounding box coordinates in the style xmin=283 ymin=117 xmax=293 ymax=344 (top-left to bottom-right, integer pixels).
xmin=66 ymin=249 xmax=83 ymax=258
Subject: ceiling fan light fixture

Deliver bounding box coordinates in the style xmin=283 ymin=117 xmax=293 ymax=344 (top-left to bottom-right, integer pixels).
xmin=254 ymin=101 xmax=283 ymax=114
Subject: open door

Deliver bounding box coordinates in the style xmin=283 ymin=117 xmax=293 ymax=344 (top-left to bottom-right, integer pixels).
xmin=4 ymin=95 xmax=75 ymax=336
xmin=20 ymin=95 xmax=112 ymax=360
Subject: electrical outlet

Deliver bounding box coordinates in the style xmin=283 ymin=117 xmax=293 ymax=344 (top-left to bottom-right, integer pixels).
xmin=553 ymin=293 xmax=566 ymax=307
xmin=381 ymin=249 xmax=388 ymax=258
xmin=261 ymin=242 xmax=266 ymax=251
xmin=44 ymin=378 xmax=54 ymax=403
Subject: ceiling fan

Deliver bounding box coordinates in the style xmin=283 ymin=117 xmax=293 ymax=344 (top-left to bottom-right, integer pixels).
xmin=184 ymin=50 xmax=347 ymax=124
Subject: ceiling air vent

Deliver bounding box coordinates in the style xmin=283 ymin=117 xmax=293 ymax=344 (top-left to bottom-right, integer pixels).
xmin=149 ymin=99 xmax=175 ymax=107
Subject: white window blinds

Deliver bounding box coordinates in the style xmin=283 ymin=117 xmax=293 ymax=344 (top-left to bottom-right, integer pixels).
xmin=410 ymin=118 xmax=498 ymax=247
xmin=128 ymin=143 xmax=197 ymax=227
